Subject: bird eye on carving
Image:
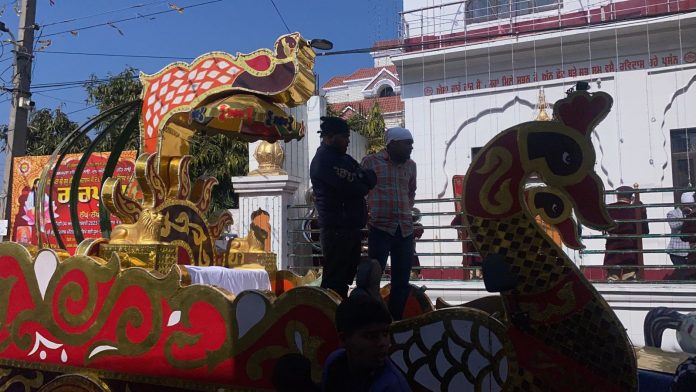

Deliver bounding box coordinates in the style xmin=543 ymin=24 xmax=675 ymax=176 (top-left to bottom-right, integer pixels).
xmin=534 ymin=192 xmax=565 ymax=219
xmin=562 ymin=152 xmax=571 ymax=165
xmin=527 ymin=132 xmax=583 ymax=176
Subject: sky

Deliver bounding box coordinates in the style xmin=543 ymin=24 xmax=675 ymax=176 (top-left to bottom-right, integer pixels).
xmin=0 ymin=0 xmax=402 ymax=124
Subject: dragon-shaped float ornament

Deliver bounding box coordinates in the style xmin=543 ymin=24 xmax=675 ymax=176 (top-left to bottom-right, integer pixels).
xmin=460 ymin=87 xmax=637 ymax=391
xmin=139 ymin=32 xmax=314 ymax=159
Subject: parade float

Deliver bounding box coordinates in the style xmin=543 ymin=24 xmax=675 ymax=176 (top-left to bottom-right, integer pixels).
xmin=0 ymin=33 xmax=664 ymax=391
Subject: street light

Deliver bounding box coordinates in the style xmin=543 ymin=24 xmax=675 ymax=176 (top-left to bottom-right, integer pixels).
xmin=308 ymin=38 xmax=333 ymax=51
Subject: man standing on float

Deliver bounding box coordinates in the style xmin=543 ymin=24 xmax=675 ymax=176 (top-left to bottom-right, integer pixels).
xmin=310 ymin=117 xmax=377 ymax=299
xmin=362 ymin=127 xmax=417 ymax=320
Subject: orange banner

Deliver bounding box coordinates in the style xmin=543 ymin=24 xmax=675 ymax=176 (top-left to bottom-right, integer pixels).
xmin=11 ymin=151 xmax=137 ymax=253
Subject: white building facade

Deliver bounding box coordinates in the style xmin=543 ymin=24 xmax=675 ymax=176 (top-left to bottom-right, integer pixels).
xmin=395 ymin=0 xmax=696 ymax=269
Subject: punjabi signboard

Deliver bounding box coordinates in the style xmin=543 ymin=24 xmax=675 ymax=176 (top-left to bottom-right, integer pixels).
xmin=10 ymin=151 xmax=137 ymax=253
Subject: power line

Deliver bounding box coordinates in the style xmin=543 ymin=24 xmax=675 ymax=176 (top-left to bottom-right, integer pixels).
xmin=268 ymin=0 xmax=291 ymax=34
xmin=41 ymin=1 xmax=169 ymax=28
xmin=42 ymin=0 xmax=223 ymax=38
xmin=67 ymin=103 xmax=98 ymax=115
xmin=28 ymin=9 xmax=694 ymax=64
xmin=39 ymin=50 xmax=193 ymax=60
xmin=33 ymin=91 xmax=87 ymax=105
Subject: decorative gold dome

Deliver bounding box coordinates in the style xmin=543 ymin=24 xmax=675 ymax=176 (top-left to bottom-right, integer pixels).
xmin=249 ymin=141 xmax=287 ymax=176
xmin=535 ymin=89 xmax=551 ymax=121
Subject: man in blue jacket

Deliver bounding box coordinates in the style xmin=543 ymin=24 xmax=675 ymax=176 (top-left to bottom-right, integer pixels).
xmin=310 ymin=116 xmax=376 ymax=299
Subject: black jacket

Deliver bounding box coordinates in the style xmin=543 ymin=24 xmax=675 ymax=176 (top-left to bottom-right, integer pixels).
xmin=310 ymin=144 xmax=376 ymax=229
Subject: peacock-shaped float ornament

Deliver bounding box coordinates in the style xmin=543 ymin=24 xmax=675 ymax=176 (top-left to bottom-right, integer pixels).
xmin=458 ymin=84 xmax=636 ymax=391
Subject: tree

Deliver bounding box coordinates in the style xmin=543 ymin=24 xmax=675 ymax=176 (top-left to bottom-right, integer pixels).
xmin=364 ymin=102 xmax=386 ymax=153
xmin=189 ymin=133 xmax=248 ymax=213
xmin=84 ymin=67 xmax=142 ymax=152
xmin=0 ymin=108 xmax=89 ymax=156
xmin=334 ymin=102 xmax=386 ymax=154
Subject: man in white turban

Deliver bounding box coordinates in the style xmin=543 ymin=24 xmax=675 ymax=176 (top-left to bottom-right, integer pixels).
xmin=361 ymin=127 xmax=417 ymax=320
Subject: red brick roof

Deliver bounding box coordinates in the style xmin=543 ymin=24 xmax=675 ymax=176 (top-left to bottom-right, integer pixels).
xmin=322 ymin=76 xmax=346 ymax=89
xmin=321 ymin=66 xmax=399 ymax=89
xmin=329 ymin=95 xmax=404 ymax=116
xmin=372 ymin=39 xmax=400 ymax=50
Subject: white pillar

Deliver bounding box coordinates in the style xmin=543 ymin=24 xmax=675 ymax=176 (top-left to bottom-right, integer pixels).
xmin=231 ymin=175 xmax=301 ymax=271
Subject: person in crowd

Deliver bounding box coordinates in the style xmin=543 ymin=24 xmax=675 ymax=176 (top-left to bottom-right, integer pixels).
xmin=411 ymin=208 xmax=424 ymax=280
xmin=674 ymin=193 xmax=696 ymax=280
xmin=361 ymin=127 xmax=417 ymax=320
xmin=450 ymin=212 xmax=482 ymax=279
xmin=603 ymin=185 xmax=649 ymax=281
xmin=671 ymin=356 xmax=696 ymax=392
xmin=272 ymin=353 xmax=320 ymax=392
xmin=310 ymin=116 xmax=376 ymax=299
xmin=322 ymin=295 xmax=411 ymax=392
xmin=667 ymin=192 xmax=694 ymax=268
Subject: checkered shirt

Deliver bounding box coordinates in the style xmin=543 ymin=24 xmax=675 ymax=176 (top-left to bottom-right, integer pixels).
xmin=361 ymin=151 xmax=417 ymax=237
xmin=667 ymin=208 xmax=690 ymax=257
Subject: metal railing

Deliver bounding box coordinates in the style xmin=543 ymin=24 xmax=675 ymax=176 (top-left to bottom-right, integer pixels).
xmin=287 ymin=186 xmax=696 ymax=283
xmin=398 ymin=0 xmax=694 ymax=52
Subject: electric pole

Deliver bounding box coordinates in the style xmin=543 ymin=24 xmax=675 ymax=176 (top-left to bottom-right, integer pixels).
xmin=0 ymin=0 xmax=37 ymax=223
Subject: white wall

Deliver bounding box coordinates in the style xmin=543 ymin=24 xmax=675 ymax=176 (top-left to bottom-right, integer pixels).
xmin=324 ymin=80 xmax=374 ymax=103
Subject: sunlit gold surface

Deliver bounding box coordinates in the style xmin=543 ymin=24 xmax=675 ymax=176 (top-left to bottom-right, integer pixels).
xmin=109 ymin=209 xmax=164 ymax=245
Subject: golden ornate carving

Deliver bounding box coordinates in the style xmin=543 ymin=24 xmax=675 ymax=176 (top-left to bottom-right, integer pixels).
xmin=37 ymin=374 xmax=110 ymax=392
xmin=0 ymin=368 xmax=44 ymax=392
xmin=229 ymin=223 xmax=268 ymax=254
xmin=249 ymin=141 xmax=287 ymax=176
xmin=102 ymin=152 xmax=231 ymax=267
xmin=226 ymin=209 xmax=277 ymax=277
xmin=109 ymin=209 xmax=164 ymax=245
xmin=99 ymin=244 xmax=177 ymax=273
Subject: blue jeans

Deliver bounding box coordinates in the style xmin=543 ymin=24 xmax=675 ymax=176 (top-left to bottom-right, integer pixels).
xmin=368 ymin=226 xmax=414 ymax=320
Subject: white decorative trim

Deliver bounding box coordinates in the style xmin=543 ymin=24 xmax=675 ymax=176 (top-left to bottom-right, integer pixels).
xmin=88 ymin=345 xmax=118 ymax=359
xmin=167 ymin=311 xmax=182 ymax=327
xmin=29 ymin=332 xmax=63 ymax=358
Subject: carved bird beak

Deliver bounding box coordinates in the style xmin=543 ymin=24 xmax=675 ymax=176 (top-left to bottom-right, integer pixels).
xmin=562 ymin=173 xmax=613 ymax=230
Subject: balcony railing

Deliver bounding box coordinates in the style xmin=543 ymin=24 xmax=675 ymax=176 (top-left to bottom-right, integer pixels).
xmin=287 ymin=186 xmax=696 ymax=283
xmin=398 ymin=0 xmax=696 ymax=52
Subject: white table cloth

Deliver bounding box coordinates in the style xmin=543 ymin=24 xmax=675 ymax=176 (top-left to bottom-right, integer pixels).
xmin=184 ymin=266 xmax=271 ymax=294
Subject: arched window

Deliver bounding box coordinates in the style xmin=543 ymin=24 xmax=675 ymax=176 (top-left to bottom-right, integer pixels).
xmin=379 ymin=86 xmax=395 ymax=97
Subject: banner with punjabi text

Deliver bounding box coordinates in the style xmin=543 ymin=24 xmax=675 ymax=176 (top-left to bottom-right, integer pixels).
xmin=10 ymin=151 xmax=138 ymax=254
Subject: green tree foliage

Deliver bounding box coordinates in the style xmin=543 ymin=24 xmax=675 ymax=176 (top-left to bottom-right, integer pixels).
xmin=364 ymin=102 xmax=386 ymax=153
xmin=0 ymin=108 xmax=89 ymax=156
xmin=84 ymin=67 xmax=142 ymax=152
xmin=329 ymin=101 xmax=386 ymax=154
xmin=189 ymin=133 xmax=248 ymax=212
